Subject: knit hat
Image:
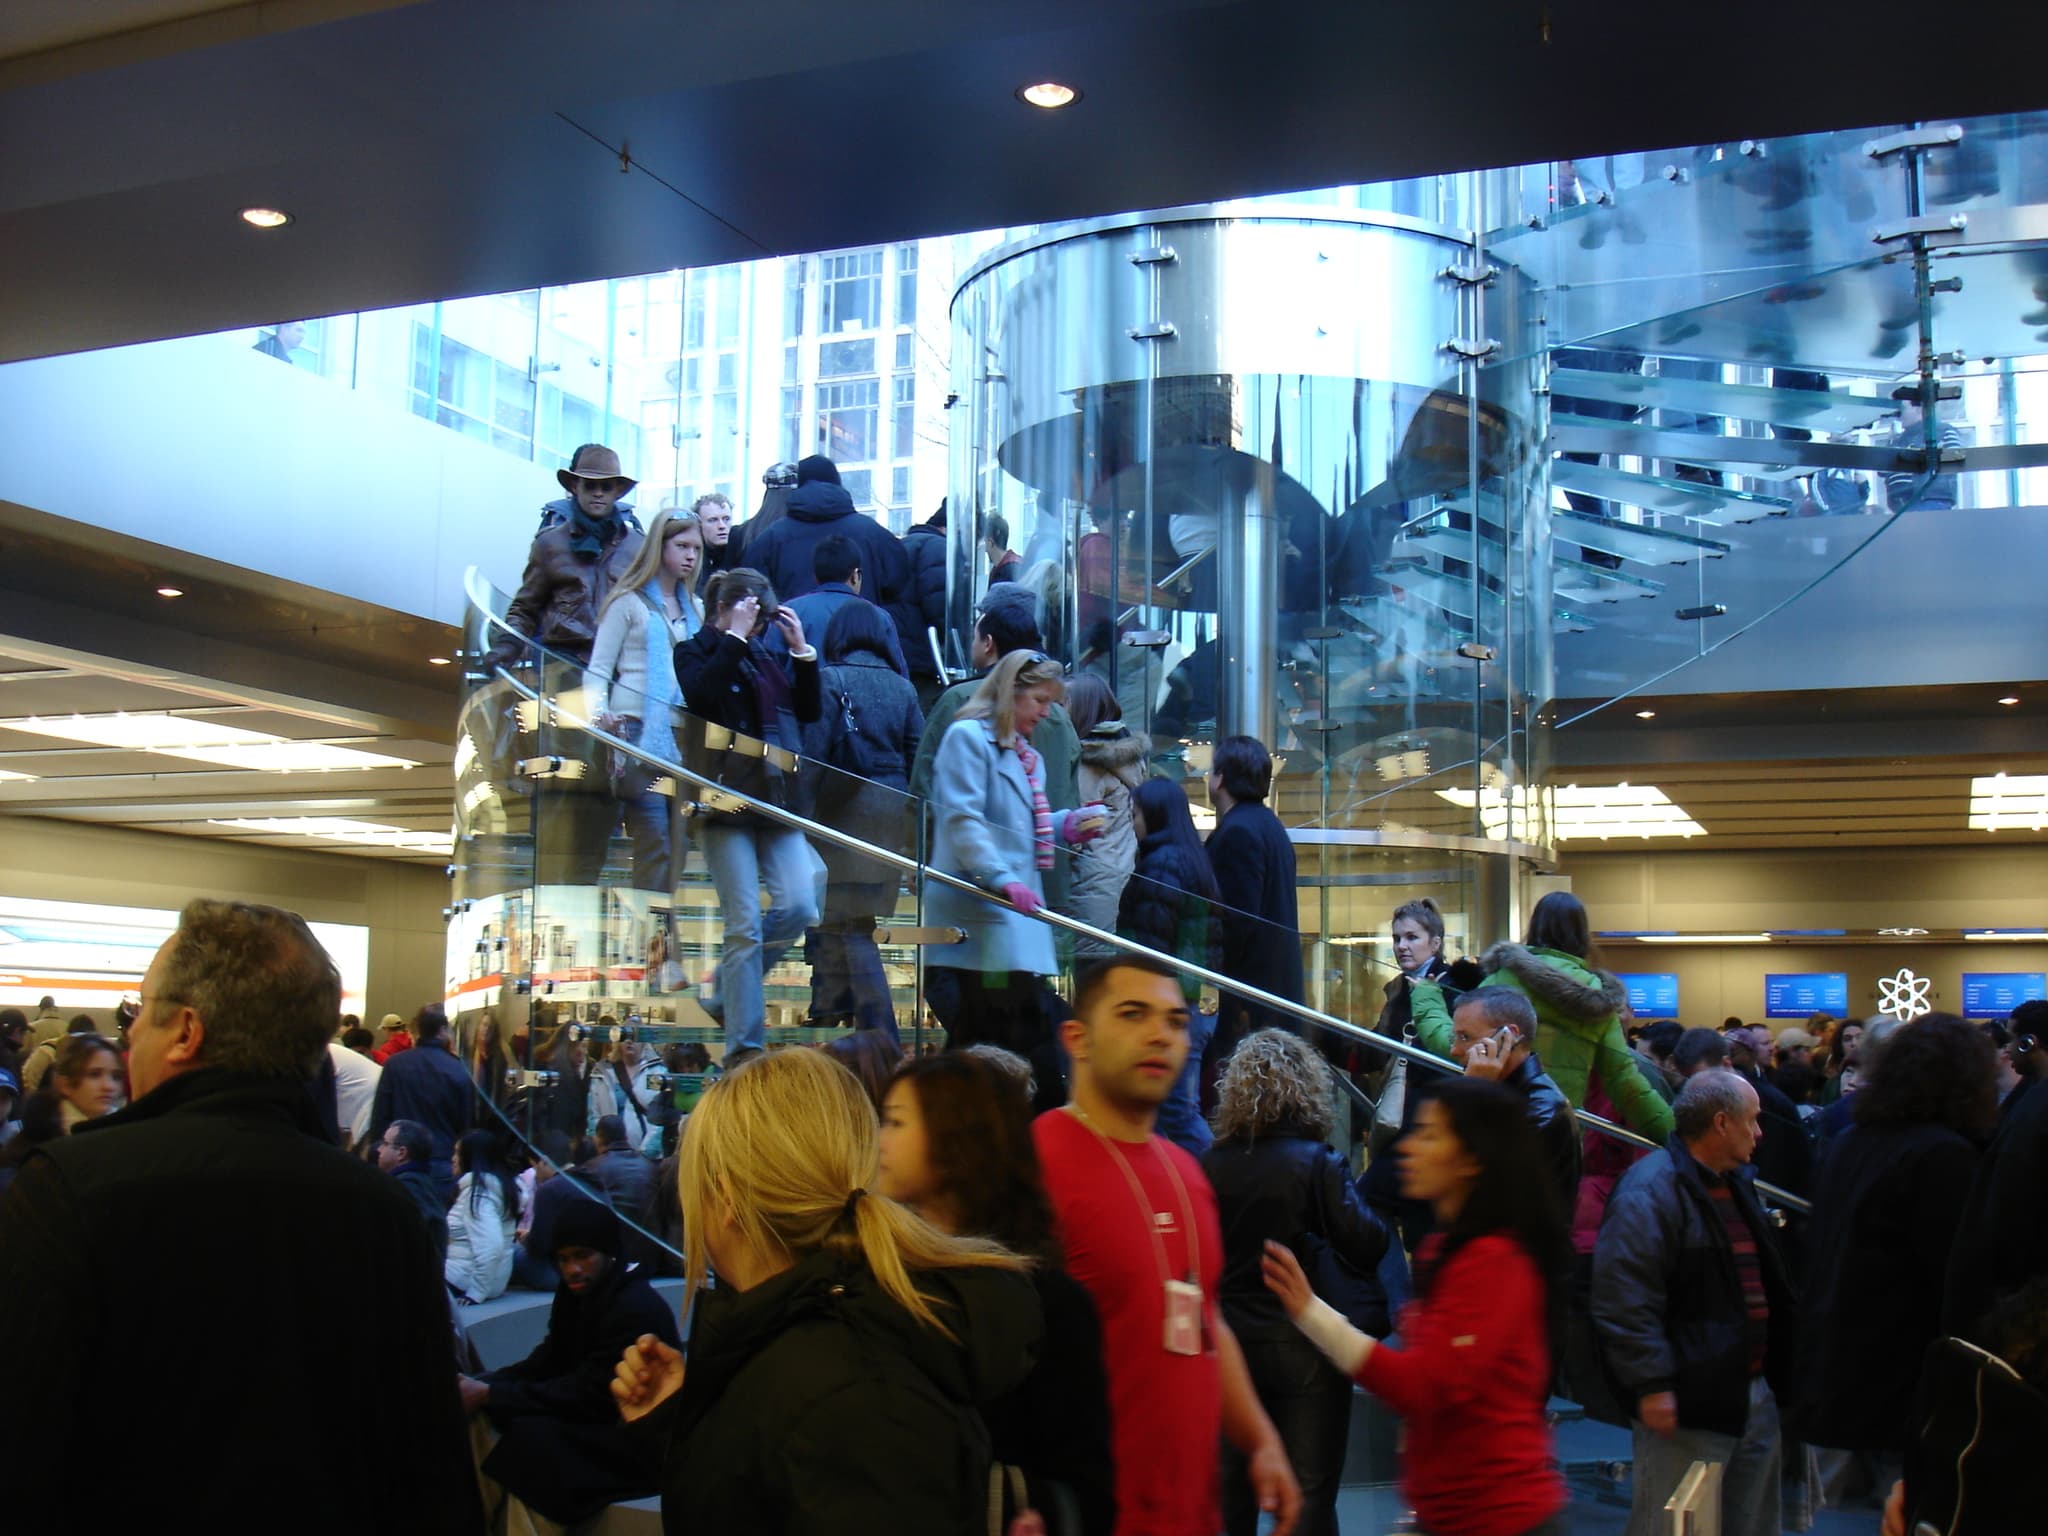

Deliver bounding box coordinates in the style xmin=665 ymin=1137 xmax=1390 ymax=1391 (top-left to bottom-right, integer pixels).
xmin=1774 ymin=1027 xmax=1817 ymax=1052
xmin=552 ymin=1198 xmax=623 ymax=1259
xmin=795 ymin=454 xmax=841 ymax=487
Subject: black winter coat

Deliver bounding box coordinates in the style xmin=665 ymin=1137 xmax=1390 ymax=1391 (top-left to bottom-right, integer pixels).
xmin=1203 ymin=1129 xmax=1390 ymax=1337
xmin=0 ymin=1069 xmax=482 ymax=1535
xmin=746 ymin=481 xmax=911 ymax=619
xmin=1590 ymin=1138 xmax=1797 ymax=1437
xmin=1206 ymin=801 xmax=1304 ymax=1040
xmin=900 ymin=520 xmax=949 ymax=677
xmin=674 ymin=624 xmax=820 ymax=826
xmin=655 ymin=1250 xmax=1042 ymax=1536
xmin=1116 ymin=828 xmax=1221 ymax=1002
xmin=981 ymin=1266 xmax=1117 ymax=1536
xmin=1790 ymin=1120 xmax=1979 ymax=1452
xmin=482 ymin=1262 xmax=682 ymax=1522
xmin=1944 ymin=1072 xmax=2048 ymax=1338
xmin=801 ymin=648 xmax=924 ymax=896
xmin=366 ymin=1036 xmax=474 ymax=1188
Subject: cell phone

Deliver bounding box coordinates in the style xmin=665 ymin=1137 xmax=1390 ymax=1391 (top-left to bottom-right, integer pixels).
xmin=1492 ymin=1025 xmax=1517 ymax=1054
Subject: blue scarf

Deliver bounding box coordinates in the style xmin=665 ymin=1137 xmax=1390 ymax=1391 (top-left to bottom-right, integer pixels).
xmin=635 ymin=587 xmax=694 ymax=716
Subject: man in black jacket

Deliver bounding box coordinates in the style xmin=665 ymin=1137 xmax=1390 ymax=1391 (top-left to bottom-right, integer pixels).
xmin=1453 ymin=987 xmax=1581 ymax=1217
xmin=1593 ymin=1070 xmax=1796 ymax=1536
xmin=1205 ymin=734 xmax=1304 ymax=1053
xmin=1946 ymin=1000 xmax=2048 ymax=1339
xmin=0 ymin=898 xmax=481 ymax=1535
xmin=365 ymin=1003 xmax=472 ymax=1204
xmin=375 ymin=1116 xmax=450 ymax=1260
xmin=900 ymin=500 xmax=949 ymax=700
xmin=744 ymin=454 xmax=910 ymax=618
xmin=462 ymin=1200 xmax=680 ymax=1527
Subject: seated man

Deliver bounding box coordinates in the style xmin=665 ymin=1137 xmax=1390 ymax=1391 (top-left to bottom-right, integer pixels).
xmin=376 ymin=1117 xmax=450 ymax=1261
xmin=460 ymin=1202 xmax=680 ymax=1527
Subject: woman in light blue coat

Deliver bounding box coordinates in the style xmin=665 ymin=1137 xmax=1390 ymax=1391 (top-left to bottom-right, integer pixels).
xmin=925 ymin=650 xmax=1103 ymax=1076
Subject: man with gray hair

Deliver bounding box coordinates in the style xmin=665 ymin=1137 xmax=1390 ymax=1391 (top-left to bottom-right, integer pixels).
xmin=1592 ymin=1069 xmax=1796 ymax=1536
xmin=0 ymin=899 xmax=481 ymax=1533
xmin=1452 ymin=985 xmax=1580 ymax=1216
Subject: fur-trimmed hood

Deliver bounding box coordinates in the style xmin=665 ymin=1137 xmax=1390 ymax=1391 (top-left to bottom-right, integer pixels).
xmin=1480 ymin=941 xmax=1628 ymax=1024
xmin=1078 ymin=724 xmax=1150 ymax=785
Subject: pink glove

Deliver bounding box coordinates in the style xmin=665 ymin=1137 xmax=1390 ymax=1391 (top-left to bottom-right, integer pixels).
xmin=1063 ymin=804 xmax=1108 ymax=845
xmin=1000 ymin=882 xmax=1044 ymax=914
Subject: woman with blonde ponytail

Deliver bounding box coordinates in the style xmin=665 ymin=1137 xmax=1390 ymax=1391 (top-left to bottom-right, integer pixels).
xmin=611 ymin=1048 xmax=1042 ymax=1535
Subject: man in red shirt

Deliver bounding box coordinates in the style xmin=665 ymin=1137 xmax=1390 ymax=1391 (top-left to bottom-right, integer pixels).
xmin=1035 ymin=955 xmax=1300 ymax=1536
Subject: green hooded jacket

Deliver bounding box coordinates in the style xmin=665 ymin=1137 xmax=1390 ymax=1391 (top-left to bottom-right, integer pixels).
xmin=1409 ymin=941 xmax=1675 ymax=1142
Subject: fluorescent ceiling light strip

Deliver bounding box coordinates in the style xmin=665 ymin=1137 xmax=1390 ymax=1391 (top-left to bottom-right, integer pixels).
xmin=0 ymin=768 xmax=38 ymax=782
xmin=210 ymin=817 xmax=452 ymax=855
xmin=1964 ymin=929 xmax=2048 ymax=941
xmin=0 ymin=712 xmax=415 ymax=772
xmin=1643 ymin=933 xmax=1772 ymax=944
xmin=1437 ymin=781 xmax=1705 ymax=840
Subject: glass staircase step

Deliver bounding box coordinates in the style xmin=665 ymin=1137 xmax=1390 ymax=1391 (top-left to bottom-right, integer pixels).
xmin=1550 ymin=367 xmax=1891 ymax=433
xmin=1553 ymin=557 xmax=1664 ymax=604
xmin=1372 ymin=559 xmax=1484 ymax=620
xmin=1553 ymin=605 xmax=1596 ymax=634
xmin=1552 ymin=459 xmax=1794 ymax=522
xmin=1335 ymin=595 xmax=1473 ymax=648
xmin=1550 ymin=413 xmax=1809 ymax=479
xmin=1390 ymin=521 xmax=1514 ymax=585
xmin=1550 ymin=507 xmax=1731 ymax=565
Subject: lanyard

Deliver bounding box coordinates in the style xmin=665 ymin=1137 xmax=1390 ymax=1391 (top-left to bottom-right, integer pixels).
xmin=1063 ymin=1106 xmax=1202 ymax=1287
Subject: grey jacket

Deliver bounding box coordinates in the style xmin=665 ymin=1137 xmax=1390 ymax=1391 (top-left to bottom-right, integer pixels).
xmin=1591 ymin=1137 xmax=1797 ymax=1438
xmin=1070 ymin=725 xmax=1148 ymax=955
xmin=926 ymin=718 xmax=1082 ymax=975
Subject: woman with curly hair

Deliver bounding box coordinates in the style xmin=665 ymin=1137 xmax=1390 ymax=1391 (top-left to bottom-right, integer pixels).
xmin=1201 ymin=1030 xmax=1389 ymax=1536
xmin=1789 ymin=1012 xmax=1998 ymax=1486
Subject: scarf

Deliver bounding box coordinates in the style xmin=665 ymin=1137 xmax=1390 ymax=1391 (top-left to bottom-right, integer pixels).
xmin=1013 ymin=737 xmax=1054 ymax=870
xmin=566 ymin=504 xmax=616 ymax=559
xmin=634 ymin=589 xmax=693 ymax=715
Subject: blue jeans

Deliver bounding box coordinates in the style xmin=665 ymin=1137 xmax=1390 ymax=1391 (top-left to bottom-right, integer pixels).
xmin=806 ymin=916 xmax=899 ymax=1040
xmin=698 ymin=820 xmax=822 ymax=1055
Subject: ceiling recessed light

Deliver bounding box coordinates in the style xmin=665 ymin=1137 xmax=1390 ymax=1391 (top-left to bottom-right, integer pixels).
xmin=428 ymin=656 xmax=452 ymax=666
xmin=1635 ymin=709 xmax=1656 ymax=719
xmin=238 ymin=206 xmax=293 ymax=229
xmin=1016 ymin=82 xmax=1080 ymax=109
xmin=156 ymin=586 xmax=185 ymax=598
xmin=1999 ymin=696 xmax=2021 ymax=706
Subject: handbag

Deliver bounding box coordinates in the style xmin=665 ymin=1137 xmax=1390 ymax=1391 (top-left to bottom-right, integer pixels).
xmin=1371 ymin=1025 xmax=1414 ymax=1144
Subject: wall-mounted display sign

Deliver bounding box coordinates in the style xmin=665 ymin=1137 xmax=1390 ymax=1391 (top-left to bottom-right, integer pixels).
xmin=1962 ymin=972 xmax=2048 ymax=1015
xmin=1764 ymin=972 xmax=1849 ymax=1018
xmin=1617 ymin=973 xmax=1681 ymax=1016
xmin=0 ymin=894 xmax=369 ymax=1017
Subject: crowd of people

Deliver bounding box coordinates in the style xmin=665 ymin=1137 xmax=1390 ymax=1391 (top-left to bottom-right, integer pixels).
xmin=4 ymin=445 xmax=2043 ymax=1536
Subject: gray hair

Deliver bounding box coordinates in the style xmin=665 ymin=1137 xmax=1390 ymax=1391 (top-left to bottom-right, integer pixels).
xmin=1674 ymin=1069 xmax=1753 ymax=1141
xmin=159 ymin=899 xmax=340 ymax=1080
xmin=1455 ymin=986 xmax=1538 ymax=1044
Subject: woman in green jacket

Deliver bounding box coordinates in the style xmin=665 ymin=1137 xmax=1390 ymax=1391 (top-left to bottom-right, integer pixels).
xmin=1408 ymin=892 xmax=1674 ymax=1141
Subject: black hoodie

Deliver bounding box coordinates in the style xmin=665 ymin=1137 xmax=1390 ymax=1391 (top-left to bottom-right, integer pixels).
xmin=744 ymin=480 xmax=913 ymax=642
xmin=657 ymin=1248 xmax=1041 ymax=1535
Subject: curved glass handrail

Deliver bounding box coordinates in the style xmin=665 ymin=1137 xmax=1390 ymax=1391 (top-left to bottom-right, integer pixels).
xmin=454 ymin=567 xmax=1808 ymax=1212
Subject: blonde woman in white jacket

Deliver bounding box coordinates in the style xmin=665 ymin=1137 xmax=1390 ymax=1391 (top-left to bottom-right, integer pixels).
xmin=445 ymin=1130 xmax=519 ymax=1304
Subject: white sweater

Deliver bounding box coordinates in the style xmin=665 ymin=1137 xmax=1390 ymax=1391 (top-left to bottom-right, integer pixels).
xmin=586 ymin=589 xmax=698 ymax=719
xmin=444 ymin=1174 xmax=516 ymax=1303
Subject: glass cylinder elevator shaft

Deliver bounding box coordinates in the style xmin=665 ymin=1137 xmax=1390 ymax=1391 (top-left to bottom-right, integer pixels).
xmin=946 ymin=203 xmax=1556 ymax=953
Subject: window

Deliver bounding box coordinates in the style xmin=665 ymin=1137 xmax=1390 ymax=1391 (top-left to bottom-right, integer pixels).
xmin=817 ymin=378 xmax=879 ymax=462
xmin=782 ymin=259 xmax=805 ymax=340
xmin=715 ymin=278 xmax=741 ymax=348
xmin=781 ymin=386 xmax=804 ymax=463
xmin=893 ymin=331 xmax=913 ymax=369
xmin=712 ymin=390 xmax=738 ymax=477
xmin=409 ymin=321 xmax=535 ymax=457
xmin=894 ymin=243 xmax=919 ymax=327
xmin=821 ymin=250 xmax=882 ymax=332
xmin=841 ymin=468 xmax=873 ymax=508
xmin=716 ymin=352 xmax=737 ymax=389
xmin=819 ymin=338 xmax=874 ymax=378
xmin=683 ymin=356 xmax=701 ymax=393
xmin=538 ymin=387 xmax=637 ymax=471
xmin=684 ymin=279 xmax=705 ymax=350
xmin=892 ymin=465 xmax=911 ymax=507
xmin=783 ymin=343 xmax=799 ymax=384
xmin=893 ymin=374 xmax=916 ymax=459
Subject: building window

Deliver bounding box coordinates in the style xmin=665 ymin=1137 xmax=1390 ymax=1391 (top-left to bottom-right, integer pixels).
xmin=782 ymin=259 xmax=805 ymax=340
xmin=821 ymin=250 xmax=882 ymax=332
xmin=410 ymin=321 xmax=535 ymax=457
xmin=894 ymin=243 xmax=918 ymax=326
xmin=684 ymin=279 xmax=705 ymax=350
xmin=894 ymin=331 xmax=913 ymax=369
xmin=841 ymin=468 xmax=874 ymax=508
xmin=715 ymin=278 xmax=741 ymax=348
xmin=712 ymin=390 xmax=738 ymax=477
xmin=781 ymin=386 xmax=804 ymax=463
xmin=783 ymin=343 xmax=799 ymax=384
xmin=891 ymin=465 xmax=911 ymax=508
xmin=819 ymin=338 xmax=875 ymax=378
xmin=717 ymin=352 xmax=738 ymax=389
xmin=817 ymin=377 xmax=879 ymax=462
xmin=538 ymin=387 xmax=636 ymax=471
xmin=893 ymin=374 xmax=916 ymax=459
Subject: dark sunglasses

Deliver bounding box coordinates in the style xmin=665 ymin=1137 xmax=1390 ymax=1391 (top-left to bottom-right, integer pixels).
xmin=572 ymin=477 xmax=626 ymax=493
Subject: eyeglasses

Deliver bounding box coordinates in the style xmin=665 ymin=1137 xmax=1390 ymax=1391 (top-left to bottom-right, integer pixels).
xmin=572 ymin=477 xmax=625 ymax=493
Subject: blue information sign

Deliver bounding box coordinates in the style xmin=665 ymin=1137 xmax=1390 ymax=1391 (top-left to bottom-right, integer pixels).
xmin=1617 ymin=972 xmax=1681 ymax=1016
xmin=1764 ymin=973 xmax=1849 ymax=1018
xmin=1963 ymin=972 xmax=2048 ymax=1015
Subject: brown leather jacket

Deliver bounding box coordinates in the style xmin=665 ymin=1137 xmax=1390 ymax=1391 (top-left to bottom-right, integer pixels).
xmin=490 ymin=518 xmax=643 ymax=667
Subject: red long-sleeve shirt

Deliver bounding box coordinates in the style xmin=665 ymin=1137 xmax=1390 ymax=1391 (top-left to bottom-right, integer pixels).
xmin=1357 ymin=1232 xmax=1565 ymax=1536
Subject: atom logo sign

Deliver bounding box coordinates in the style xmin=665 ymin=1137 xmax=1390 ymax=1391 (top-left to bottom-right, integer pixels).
xmin=1877 ymin=967 xmax=1933 ymax=1019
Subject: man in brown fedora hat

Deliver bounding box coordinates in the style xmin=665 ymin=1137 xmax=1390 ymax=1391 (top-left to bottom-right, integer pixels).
xmin=487 ymin=443 xmax=647 ymax=885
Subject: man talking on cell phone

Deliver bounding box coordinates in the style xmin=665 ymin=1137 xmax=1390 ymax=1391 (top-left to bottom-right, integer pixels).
xmin=1451 ymin=987 xmax=1581 ymax=1218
